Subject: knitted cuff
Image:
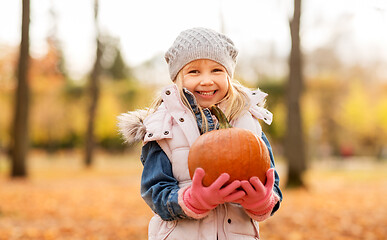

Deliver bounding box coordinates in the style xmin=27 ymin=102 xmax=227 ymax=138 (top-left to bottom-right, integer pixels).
xmin=177 ymin=186 xmax=210 ymax=219
xmin=245 ymin=192 xmax=280 ymax=222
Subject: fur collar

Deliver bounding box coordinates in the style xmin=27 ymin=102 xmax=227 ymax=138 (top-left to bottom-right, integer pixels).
xmin=117 ymin=109 xmax=148 ymax=144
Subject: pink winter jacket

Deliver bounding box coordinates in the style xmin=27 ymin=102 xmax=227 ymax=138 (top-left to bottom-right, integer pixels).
xmin=120 ymin=84 xmax=279 ymax=240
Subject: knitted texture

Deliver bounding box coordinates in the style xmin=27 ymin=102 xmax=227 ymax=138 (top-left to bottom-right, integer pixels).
xmin=165 ymin=27 xmax=238 ymax=81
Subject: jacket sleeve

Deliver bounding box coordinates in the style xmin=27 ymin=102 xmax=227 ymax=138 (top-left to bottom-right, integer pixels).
xmin=140 ymin=141 xmax=189 ymax=221
xmin=261 ymin=132 xmax=283 ymax=215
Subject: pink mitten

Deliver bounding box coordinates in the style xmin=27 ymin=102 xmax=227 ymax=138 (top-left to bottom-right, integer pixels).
xmin=236 ymin=168 xmax=278 ymax=216
xmin=183 ymin=168 xmax=246 ymax=214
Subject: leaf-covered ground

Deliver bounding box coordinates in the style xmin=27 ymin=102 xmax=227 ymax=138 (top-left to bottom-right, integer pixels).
xmin=0 ymin=152 xmax=386 ymax=240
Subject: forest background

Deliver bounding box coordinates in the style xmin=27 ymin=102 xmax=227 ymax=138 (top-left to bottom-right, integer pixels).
xmin=1 ymin=0 xmax=387 ymax=159
xmin=0 ymin=0 xmax=387 ymax=239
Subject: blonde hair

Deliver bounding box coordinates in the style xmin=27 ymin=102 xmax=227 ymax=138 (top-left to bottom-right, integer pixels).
xmin=149 ymin=72 xmax=251 ymax=133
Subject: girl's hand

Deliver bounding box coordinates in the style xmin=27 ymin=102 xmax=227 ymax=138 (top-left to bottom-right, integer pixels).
xmin=235 ymin=168 xmax=277 ymax=215
xmin=183 ymin=168 xmax=246 ymax=213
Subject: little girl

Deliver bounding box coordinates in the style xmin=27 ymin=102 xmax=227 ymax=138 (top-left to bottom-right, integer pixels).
xmin=118 ymin=27 xmax=282 ymax=240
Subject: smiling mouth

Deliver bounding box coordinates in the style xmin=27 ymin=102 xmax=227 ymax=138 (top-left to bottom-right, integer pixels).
xmin=197 ymin=90 xmax=217 ymax=96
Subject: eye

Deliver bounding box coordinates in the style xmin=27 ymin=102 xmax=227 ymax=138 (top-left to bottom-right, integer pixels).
xmin=188 ymin=70 xmax=199 ymax=74
xmin=212 ymin=68 xmax=224 ymax=73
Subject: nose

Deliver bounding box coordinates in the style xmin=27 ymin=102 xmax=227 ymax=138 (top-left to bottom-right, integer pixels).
xmin=200 ymin=75 xmax=214 ymax=85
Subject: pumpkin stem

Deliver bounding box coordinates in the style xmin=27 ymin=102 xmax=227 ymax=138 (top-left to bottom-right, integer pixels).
xmin=210 ymin=105 xmax=232 ymax=129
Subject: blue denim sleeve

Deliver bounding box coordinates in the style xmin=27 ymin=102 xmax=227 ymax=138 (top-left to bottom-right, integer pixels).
xmin=140 ymin=141 xmax=188 ymax=221
xmin=261 ymin=132 xmax=283 ymax=215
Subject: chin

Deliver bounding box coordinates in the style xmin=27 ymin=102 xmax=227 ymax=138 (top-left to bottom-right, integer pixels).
xmin=199 ymin=103 xmax=213 ymax=108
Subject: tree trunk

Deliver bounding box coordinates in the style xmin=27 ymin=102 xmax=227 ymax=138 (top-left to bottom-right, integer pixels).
xmin=285 ymin=0 xmax=306 ymax=188
xmin=10 ymin=0 xmax=31 ymax=178
xmin=84 ymin=0 xmax=102 ymax=167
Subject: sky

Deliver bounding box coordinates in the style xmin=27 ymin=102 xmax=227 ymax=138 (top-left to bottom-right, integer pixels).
xmin=0 ymin=0 xmax=386 ymax=80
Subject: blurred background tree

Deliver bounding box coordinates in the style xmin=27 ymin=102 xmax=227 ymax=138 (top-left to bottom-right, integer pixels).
xmin=10 ymin=0 xmax=30 ymax=178
xmin=284 ymin=0 xmax=306 ymax=188
xmin=84 ymin=0 xmax=103 ymax=167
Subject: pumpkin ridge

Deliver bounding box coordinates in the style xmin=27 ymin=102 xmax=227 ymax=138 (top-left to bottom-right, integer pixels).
xmin=246 ymin=130 xmax=254 ymax=180
xmin=203 ymin=130 xmax=213 ymax=185
xmin=229 ymin=128 xmax=237 ymax=182
xmin=211 ymin=129 xmax=221 ymax=185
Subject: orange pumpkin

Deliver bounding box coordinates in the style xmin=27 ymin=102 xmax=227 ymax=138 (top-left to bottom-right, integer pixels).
xmin=188 ymin=105 xmax=271 ymax=187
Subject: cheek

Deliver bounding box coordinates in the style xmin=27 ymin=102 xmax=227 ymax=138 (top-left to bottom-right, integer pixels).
xmin=218 ymin=77 xmax=229 ymax=94
xmin=182 ymin=77 xmax=193 ymax=90
xmin=217 ymin=81 xmax=229 ymax=100
xmin=219 ymin=89 xmax=228 ymax=100
xmin=182 ymin=82 xmax=195 ymax=92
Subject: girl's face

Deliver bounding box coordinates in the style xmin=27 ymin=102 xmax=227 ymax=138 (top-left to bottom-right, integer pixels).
xmin=181 ymin=59 xmax=229 ymax=108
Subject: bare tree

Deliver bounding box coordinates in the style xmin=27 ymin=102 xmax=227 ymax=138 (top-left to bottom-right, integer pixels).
xmin=285 ymin=0 xmax=306 ymax=187
xmin=10 ymin=0 xmax=31 ymax=177
xmin=85 ymin=0 xmax=103 ymax=167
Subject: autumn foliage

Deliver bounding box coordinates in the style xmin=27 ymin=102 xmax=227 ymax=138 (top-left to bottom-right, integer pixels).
xmin=1 ymin=38 xmax=387 ymax=158
xmin=0 ymin=23 xmax=386 ymax=239
xmin=0 ymin=41 xmax=155 ymax=153
xmin=0 ymin=152 xmax=386 ymax=240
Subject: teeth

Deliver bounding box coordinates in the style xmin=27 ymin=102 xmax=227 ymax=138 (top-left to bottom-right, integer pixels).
xmin=198 ymin=91 xmax=215 ymax=96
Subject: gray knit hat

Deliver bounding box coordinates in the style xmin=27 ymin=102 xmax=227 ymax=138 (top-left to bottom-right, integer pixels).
xmin=165 ymin=27 xmax=238 ymax=81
